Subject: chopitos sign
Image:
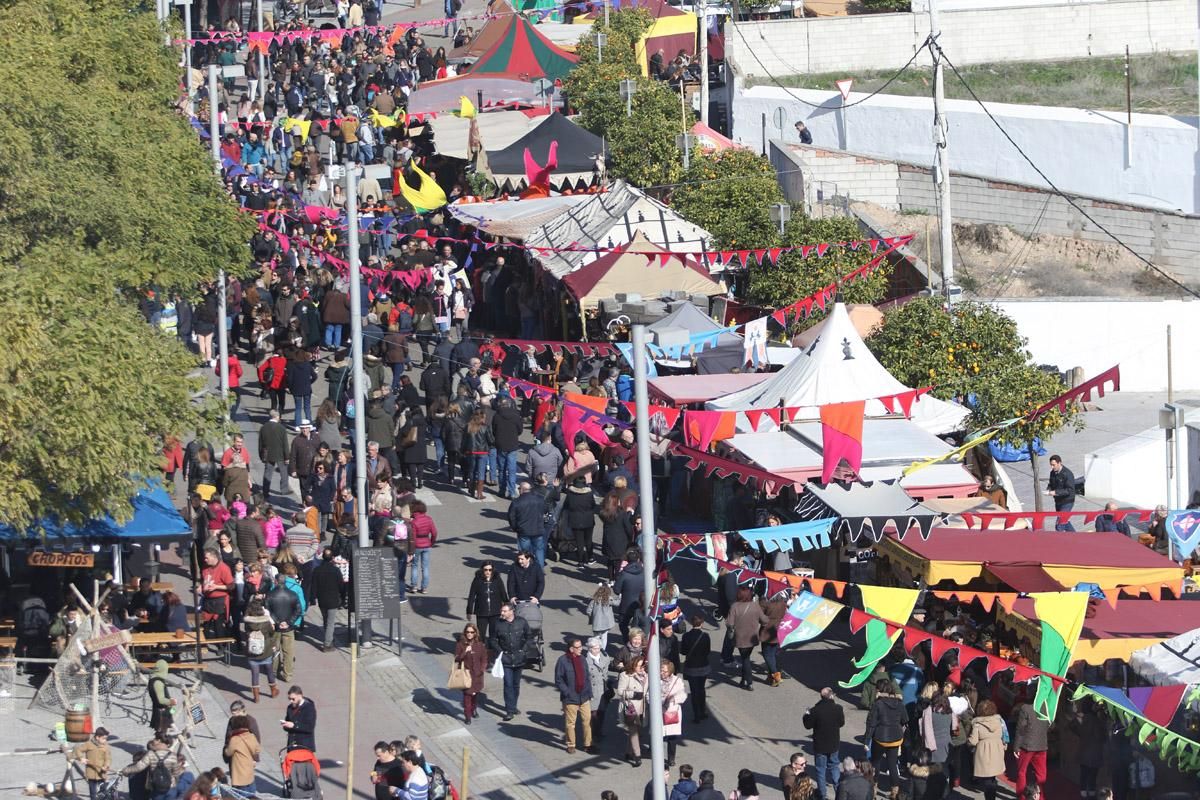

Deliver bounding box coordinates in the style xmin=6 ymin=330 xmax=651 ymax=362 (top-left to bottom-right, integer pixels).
xmin=28 ymin=551 xmax=95 ymax=568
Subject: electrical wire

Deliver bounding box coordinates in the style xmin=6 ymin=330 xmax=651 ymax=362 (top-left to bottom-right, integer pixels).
xmin=729 ymin=21 xmax=931 ymax=110
xmin=933 ymin=42 xmax=1200 ymax=300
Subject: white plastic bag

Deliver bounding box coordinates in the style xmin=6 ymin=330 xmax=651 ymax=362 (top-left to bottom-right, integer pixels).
xmin=490 ymin=658 xmax=504 ymax=679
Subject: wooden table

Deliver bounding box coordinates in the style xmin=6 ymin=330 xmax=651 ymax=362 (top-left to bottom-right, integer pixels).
xmin=128 ymin=632 xmax=236 ymax=666
xmin=0 ymin=636 xmax=15 ymax=650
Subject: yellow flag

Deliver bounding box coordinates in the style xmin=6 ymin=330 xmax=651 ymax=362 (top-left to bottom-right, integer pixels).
xmin=902 ymin=417 xmax=1022 ymax=477
xmin=459 ymin=95 xmax=477 ymax=118
xmin=282 ymin=117 xmax=312 ymax=142
xmin=369 ymin=109 xmax=399 ymax=129
xmin=858 ymin=585 xmax=920 ymax=624
xmin=397 ymin=163 xmax=448 ymax=214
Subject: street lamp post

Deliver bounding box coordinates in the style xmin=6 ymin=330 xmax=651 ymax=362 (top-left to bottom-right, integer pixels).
xmin=594 ymin=31 xmax=607 ymax=63
xmin=769 ymin=202 xmax=792 ymax=236
xmin=675 ymin=132 xmax=694 ymax=171
xmin=619 ymin=79 xmax=638 ymax=118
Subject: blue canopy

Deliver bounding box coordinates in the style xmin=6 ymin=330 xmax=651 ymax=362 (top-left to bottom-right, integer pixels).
xmin=0 ymin=487 xmax=191 ymax=545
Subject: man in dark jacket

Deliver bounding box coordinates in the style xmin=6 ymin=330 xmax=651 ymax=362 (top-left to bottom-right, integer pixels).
xmin=508 ymin=483 xmax=546 ymax=561
xmin=1093 ymin=501 xmax=1132 ymax=536
xmin=690 ymin=770 xmax=724 ymax=800
xmin=288 ymin=422 xmax=320 ymax=498
xmin=282 ymin=686 xmax=317 ymax=752
xmin=1045 ymin=454 xmax=1077 ymax=531
xmin=487 ymin=603 xmax=532 ymax=721
xmin=307 ymin=549 xmax=344 ymax=652
xmin=420 ymin=362 xmax=451 ymax=412
xmin=553 ymin=638 xmax=594 ymax=754
xmin=235 ymin=509 xmax=266 ymax=567
xmin=491 ymin=398 xmax=524 ymax=499
xmin=506 ymin=551 xmax=545 ymax=603
xmin=612 ymin=554 xmax=644 ymax=639
xmin=656 ymin=617 xmax=681 ymax=673
xmin=865 ymin=682 xmax=907 ymax=793
xmin=803 ymin=687 xmax=846 ymax=798
xmin=258 ymin=410 xmax=291 ymax=500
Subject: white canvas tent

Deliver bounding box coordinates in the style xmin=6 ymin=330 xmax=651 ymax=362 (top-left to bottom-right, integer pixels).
xmin=449 ymin=194 xmax=591 ymax=240
xmin=524 ymin=180 xmax=714 ymax=278
xmin=706 ymin=302 xmax=969 ymax=436
xmin=1130 ymin=627 xmax=1200 ymax=688
xmin=427 ymin=110 xmax=543 ymax=161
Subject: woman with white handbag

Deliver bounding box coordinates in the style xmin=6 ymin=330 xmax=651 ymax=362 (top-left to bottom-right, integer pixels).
xmin=450 ymin=623 xmax=488 ymax=724
xmin=616 ymin=655 xmax=650 ymax=767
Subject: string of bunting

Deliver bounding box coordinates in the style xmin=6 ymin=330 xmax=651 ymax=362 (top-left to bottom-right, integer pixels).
xmin=658 ymin=540 xmax=1069 ymax=687
xmin=1073 ymin=684 xmax=1200 ymax=773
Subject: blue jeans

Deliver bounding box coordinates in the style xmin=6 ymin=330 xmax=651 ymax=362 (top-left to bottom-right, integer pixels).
xmin=761 ymin=642 xmax=779 ymax=673
xmin=432 ymin=434 xmax=446 ymax=474
xmin=815 ymin=751 xmax=841 ymax=798
xmin=498 ymin=449 xmax=519 ymax=498
xmin=1055 ymin=502 xmax=1075 ymax=531
xmin=487 ymin=448 xmax=498 ymax=482
xmin=233 ymin=782 xmax=257 ymax=796
xmin=472 ymin=454 xmax=489 ymax=482
xmin=324 ymin=323 xmax=343 ymax=349
xmin=502 ymin=664 xmax=523 ymax=714
xmin=397 ymin=556 xmax=408 ymax=601
xmin=391 ymin=363 xmax=405 ymax=391
xmin=293 ymin=394 xmax=312 ymax=427
xmin=517 ymin=535 xmax=546 ymax=568
xmin=412 ymin=548 xmax=431 ymax=591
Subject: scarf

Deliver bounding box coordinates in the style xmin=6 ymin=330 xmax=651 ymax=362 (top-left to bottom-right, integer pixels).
xmin=570 ymin=652 xmax=585 ymax=693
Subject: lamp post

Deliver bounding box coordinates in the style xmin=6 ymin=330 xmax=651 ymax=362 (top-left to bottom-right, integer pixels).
xmin=769 ymin=202 xmax=791 ymax=236
xmin=176 ymin=0 xmax=194 ymax=113
xmin=594 ymin=31 xmax=607 ymax=63
xmin=675 ymin=132 xmax=694 ymax=171
xmin=619 ymin=79 xmax=637 ymax=118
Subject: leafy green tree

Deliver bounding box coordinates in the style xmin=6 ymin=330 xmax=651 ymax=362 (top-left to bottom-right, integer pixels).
xmin=868 ymin=298 xmax=1077 ymax=451
xmin=565 ymin=9 xmax=687 ymax=189
xmin=672 ymin=149 xmax=785 ymax=249
xmin=746 ymin=216 xmax=891 ymax=318
xmin=0 ymin=0 xmax=252 ymax=527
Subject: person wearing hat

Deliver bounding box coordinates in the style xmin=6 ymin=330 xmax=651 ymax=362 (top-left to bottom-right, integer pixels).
xmin=72 ymin=727 xmax=112 ymax=800
xmin=288 ymin=421 xmax=320 ymax=499
xmin=364 ymin=352 xmax=389 ymax=398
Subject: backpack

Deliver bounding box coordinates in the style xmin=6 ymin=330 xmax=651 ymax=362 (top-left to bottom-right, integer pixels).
xmin=479 ymin=349 xmax=495 ymax=370
xmin=18 ymin=598 xmax=51 ymax=639
xmin=262 ymin=365 xmax=276 ymax=386
xmin=397 ymin=308 xmax=414 ymax=333
xmin=426 ymin=763 xmax=451 ymax=800
xmin=247 ymin=628 xmax=267 ymax=656
xmin=148 ymin=751 xmax=173 ymax=795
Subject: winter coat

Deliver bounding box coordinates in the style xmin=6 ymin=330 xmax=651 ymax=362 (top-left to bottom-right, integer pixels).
xmin=488 ymin=615 xmax=531 ymax=668
xmin=466 ymin=572 xmax=508 ymax=618
xmin=308 ymin=560 xmax=344 ymax=610
xmin=1013 ymin=701 xmax=1050 ymax=752
xmin=365 ymin=404 xmax=396 ymax=449
xmin=587 ymin=595 xmax=617 ymax=633
xmin=258 ymin=354 xmax=288 ymax=391
xmin=492 ymin=405 xmax=523 ymax=452
xmin=585 ymin=651 xmax=611 ymax=710
xmin=454 ymin=637 xmax=488 ymax=693
xmin=322 ymin=290 xmax=350 ymax=324
xmin=507 ymin=560 xmax=545 ymax=601
xmin=266 ymin=583 xmax=301 ymax=631
xmin=287 ymin=359 xmax=317 ymax=397
xmin=967 ymin=714 xmax=1007 ymax=778
xmin=660 ymin=673 xmax=688 ymax=737
xmin=399 ymin=417 xmax=426 ymax=464
xmin=242 ymin=613 xmax=278 ymax=658
xmin=803 ymin=696 xmax=846 ymax=755
xmin=613 ymin=563 xmax=644 ymax=614
xmin=617 ymin=670 xmax=649 ymax=730
xmin=289 ymin=433 xmax=320 ymax=477
xmin=758 ymin=596 xmax=788 ymax=646
xmin=443 ymin=414 xmax=466 ymax=452
xmin=258 ymin=419 xmax=290 ymax=463
xmin=681 ymin=628 xmax=711 ymax=677
xmin=836 ymin=772 xmax=873 ymax=800
xmin=725 ymin=600 xmax=769 ymax=650
xmin=563 ymin=486 xmax=596 ymax=529
xmin=600 ymin=510 xmax=634 ymax=562
xmin=921 ymin=707 xmax=955 ymax=763
xmin=409 ymin=512 xmax=437 ymax=549
xmin=72 ymin=739 xmax=112 ymax=781
xmin=526 ymin=442 xmax=564 ymax=481
xmin=235 ymin=518 xmax=266 ymax=564
xmin=554 ymin=653 xmax=594 ymax=706
xmin=508 ymin=491 xmax=545 ymax=538
xmin=223 ymin=730 xmax=261 ymax=786
xmin=866 ymin=692 xmax=908 ymax=746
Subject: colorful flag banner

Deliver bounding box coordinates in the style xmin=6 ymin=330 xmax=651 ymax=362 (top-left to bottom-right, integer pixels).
xmin=779 ymin=591 xmax=843 ymax=647
xmin=1166 ymin=510 xmax=1200 ymax=557
xmin=736 ymin=518 xmax=836 ymax=553
xmin=840 ymin=586 xmax=920 ymax=688
xmin=1085 ymin=684 xmax=1189 ymax=728
xmin=1028 ymin=365 xmax=1120 ymax=420
xmin=1031 ymin=591 xmax=1089 ymax=722
xmin=743 ymin=315 xmax=769 ymax=368
xmin=820 ymin=401 xmax=865 ymax=483
xmin=903 ymin=420 xmax=1016 ymax=477
xmin=1073 ymin=685 xmax=1200 ymax=774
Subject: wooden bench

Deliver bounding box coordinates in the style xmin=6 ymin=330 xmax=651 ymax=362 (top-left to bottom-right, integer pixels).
xmin=128 ymin=633 xmax=237 ymax=666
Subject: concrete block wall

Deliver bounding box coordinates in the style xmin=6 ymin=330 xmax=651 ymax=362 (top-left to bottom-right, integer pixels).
xmin=727 ymin=0 xmax=1195 ymax=75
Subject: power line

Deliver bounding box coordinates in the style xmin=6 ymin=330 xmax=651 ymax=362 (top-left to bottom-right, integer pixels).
xmin=729 ymin=21 xmax=930 ymax=110
xmin=933 ymin=42 xmax=1200 ymax=300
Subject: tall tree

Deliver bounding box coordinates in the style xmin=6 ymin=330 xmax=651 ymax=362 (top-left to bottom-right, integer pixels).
xmin=671 ymin=149 xmax=785 ymax=249
xmin=0 ymin=0 xmax=253 ymax=527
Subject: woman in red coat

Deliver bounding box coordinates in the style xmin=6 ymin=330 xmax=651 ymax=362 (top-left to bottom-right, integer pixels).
xmin=215 ymin=354 xmax=245 ymax=418
xmin=258 ymin=350 xmax=288 ymax=414
xmin=453 ymin=622 xmax=489 ymax=724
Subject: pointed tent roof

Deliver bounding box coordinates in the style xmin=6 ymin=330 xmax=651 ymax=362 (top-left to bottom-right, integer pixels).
xmin=649 ymin=301 xmax=739 ymax=344
xmin=448 ymin=0 xmax=515 ymax=61
xmin=706 ymin=302 xmax=969 ymax=435
xmin=561 ymin=233 xmax=724 ymax=309
xmin=487 ymin=112 xmax=603 ymax=190
xmin=467 ymin=14 xmax=579 ymax=82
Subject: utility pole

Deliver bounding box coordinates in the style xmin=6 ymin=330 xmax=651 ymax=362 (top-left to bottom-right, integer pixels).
xmin=345 ymin=163 xmax=371 ymax=550
xmin=699 ymin=0 xmax=709 ymax=126
xmin=632 ymin=324 xmax=666 ymax=800
xmin=928 ymin=0 xmax=954 ymax=301
xmin=181 ymin=0 xmax=194 ymax=114
xmin=209 ymin=65 xmax=230 ymax=412
xmin=256 ymin=0 xmax=266 ymax=103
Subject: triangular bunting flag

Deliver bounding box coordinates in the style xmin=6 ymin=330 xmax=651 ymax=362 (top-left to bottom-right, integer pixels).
xmin=848 ymin=608 xmax=871 ymax=634
xmin=746 ymin=409 xmax=768 ymax=432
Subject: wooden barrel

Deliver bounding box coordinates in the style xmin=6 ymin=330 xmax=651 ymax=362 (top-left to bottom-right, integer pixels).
xmin=64 ymin=709 xmax=92 ymax=742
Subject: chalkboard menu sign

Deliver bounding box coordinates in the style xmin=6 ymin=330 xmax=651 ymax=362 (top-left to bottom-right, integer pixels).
xmin=352 ymin=546 xmax=403 ymax=620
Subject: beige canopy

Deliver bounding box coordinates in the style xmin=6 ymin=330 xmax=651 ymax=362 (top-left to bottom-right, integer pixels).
xmin=560 ymin=233 xmax=725 ymax=310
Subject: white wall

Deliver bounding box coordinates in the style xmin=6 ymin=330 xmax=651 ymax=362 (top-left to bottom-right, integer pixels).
xmin=912 ymin=0 xmax=1124 ymax=10
xmin=991 ymin=299 xmax=1200 ymax=392
xmin=727 ymin=0 xmax=1195 ymax=75
xmin=1084 ymin=413 xmax=1200 ymax=509
xmin=735 ymin=86 xmax=1200 ymax=213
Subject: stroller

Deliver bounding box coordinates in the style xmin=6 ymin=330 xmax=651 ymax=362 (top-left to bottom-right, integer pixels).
xmin=514 ymin=601 xmax=545 ymax=672
xmin=281 ymin=748 xmax=323 ymax=799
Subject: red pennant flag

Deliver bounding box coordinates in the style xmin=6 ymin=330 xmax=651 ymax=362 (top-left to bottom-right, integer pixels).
xmin=928 ymin=636 xmax=959 ymax=666
xmin=816 ymin=243 xmax=831 ymax=257
xmin=848 ymin=609 xmax=871 ymax=634
xmin=771 ymin=309 xmax=787 ymax=326
xmin=878 ymin=394 xmax=896 ymax=414
xmin=746 ymin=409 xmax=768 ymax=431
xmin=652 ymin=406 xmax=681 ymax=430
xmin=814 ymin=290 xmax=829 ymax=313
xmin=737 ymin=250 xmax=751 ymax=269
xmin=869 ymin=239 xmax=882 ymax=254
xmin=658 ymin=253 xmax=673 ymax=268
xmin=903 ymin=628 xmax=933 ymax=654
xmin=896 ymin=389 xmax=918 ymax=418
xmin=984 ymin=655 xmax=1010 ymax=681
xmin=1012 ymin=664 xmax=1040 ymax=683
xmin=767 ymin=247 xmax=783 ymax=265
xmin=621 ymin=401 xmax=636 ymax=417
xmin=752 ymin=249 xmax=767 ymax=266
xmin=764 ymin=407 xmax=782 ymax=427
xmin=801 ymin=245 xmax=815 ymax=259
